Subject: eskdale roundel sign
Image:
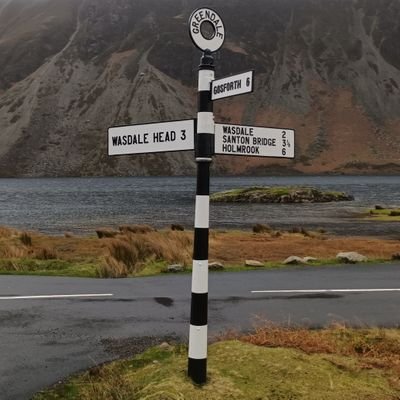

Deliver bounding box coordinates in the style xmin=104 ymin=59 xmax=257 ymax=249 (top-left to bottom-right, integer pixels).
xmin=189 ymin=7 xmax=225 ymax=52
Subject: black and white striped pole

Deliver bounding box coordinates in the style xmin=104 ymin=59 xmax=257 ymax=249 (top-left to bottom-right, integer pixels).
xmin=188 ymin=8 xmax=225 ymax=385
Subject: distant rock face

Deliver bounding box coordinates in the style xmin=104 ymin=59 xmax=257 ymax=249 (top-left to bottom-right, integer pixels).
xmin=0 ymin=0 xmax=399 ymax=177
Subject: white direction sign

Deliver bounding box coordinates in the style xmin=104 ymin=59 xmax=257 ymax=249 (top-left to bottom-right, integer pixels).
xmin=211 ymin=71 xmax=254 ymax=101
xmin=215 ymin=123 xmax=295 ymax=158
xmin=108 ymin=119 xmax=194 ymax=156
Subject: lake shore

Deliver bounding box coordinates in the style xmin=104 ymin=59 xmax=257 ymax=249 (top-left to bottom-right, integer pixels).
xmin=1 ymin=225 xmax=399 ymax=278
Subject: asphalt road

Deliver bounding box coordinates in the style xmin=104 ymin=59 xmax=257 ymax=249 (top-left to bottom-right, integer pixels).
xmin=1 ymin=263 xmax=400 ymax=399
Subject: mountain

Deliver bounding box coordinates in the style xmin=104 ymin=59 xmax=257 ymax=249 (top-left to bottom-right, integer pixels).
xmin=0 ymin=0 xmax=399 ymax=177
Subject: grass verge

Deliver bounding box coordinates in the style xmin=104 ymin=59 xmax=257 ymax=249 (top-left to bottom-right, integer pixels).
xmin=33 ymin=325 xmax=400 ymax=400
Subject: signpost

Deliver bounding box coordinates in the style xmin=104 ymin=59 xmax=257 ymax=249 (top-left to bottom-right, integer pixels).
xmin=107 ymin=5 xmax=296 ymax=387
xmin=211 ymin=71 xmax=254 ymax=101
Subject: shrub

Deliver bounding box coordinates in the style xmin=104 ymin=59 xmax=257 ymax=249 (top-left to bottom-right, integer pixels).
xmin=19 ymin=232 xmax=32 ymax=246
xmin=252 ymin=224 xmax=272 ymax=233
xmin=171 ymin=224 xmax=184 ymax=231
xmin=119 ymin=224 xmax=155 ymax=234
xmin=96 ymin=228 xmax=119 ymax=239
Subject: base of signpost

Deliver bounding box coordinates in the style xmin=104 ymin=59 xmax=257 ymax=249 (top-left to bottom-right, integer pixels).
xmin=188 ymin=358 xmax=207 ymax=385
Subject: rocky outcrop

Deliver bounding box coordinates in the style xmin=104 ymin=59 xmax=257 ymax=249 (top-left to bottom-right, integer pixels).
xmin=211 ymin=187 xmax=354 ymax=203
xmin=283 ymin=256 xmax=306 ymax=265
xmin=336 ymin=252 xmax=368 ymax=263
xmin=245 ymin=260 xmax=264 ymax=267
xmin=208 ymin=262 xmax=224 ymax=271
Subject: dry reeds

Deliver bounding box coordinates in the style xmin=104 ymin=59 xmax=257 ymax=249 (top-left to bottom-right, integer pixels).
xmin=19 ymin=232 xmax=32 ymax=246
xmin=0 ymin=245 xmax=26 ymax=258
xmin=240 ymin=322 xmax=400 ymax=376
xmin=118 ymin=224 xmax=155 ymax=234
xmin=33 ymin=246 xmax=57 ymax=260
xmin=0 ymin=226 xmax=16 ymax=238
xmin=99 ymin=231 xmax=193 ymax=278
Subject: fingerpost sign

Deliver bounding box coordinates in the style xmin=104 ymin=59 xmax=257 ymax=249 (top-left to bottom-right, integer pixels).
xmin=107 ymin=6 xmax=296 ymax=387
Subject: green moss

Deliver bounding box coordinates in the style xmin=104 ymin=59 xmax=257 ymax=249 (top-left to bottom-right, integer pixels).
xmin=366 ymin=208 xmax=400 ymax=221
xmin=0 ymin=258 xmax=98 ymax=277
xmin=33 ymin=341 xmax=399 ymax=400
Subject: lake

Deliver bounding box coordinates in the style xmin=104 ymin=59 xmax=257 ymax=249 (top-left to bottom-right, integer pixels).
xmin=0 ymin=176 xmax=399 ymax=237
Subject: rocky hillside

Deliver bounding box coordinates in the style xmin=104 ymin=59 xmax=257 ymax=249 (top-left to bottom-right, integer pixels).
xmin=0 ymin=0 xmax=399 ymax=176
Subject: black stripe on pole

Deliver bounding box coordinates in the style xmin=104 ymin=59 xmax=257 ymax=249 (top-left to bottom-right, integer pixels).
xmin=198 ymin=91 xmax=213 ymax=112
xmin=196 ymin=162 xmax=210 ymax=195
xmin=190 ymin=293 xmax=208 ymax=325
xmin=195 ymin=133 xmax=214 ymax=159
xmin=193 ymin=228 xmax=209 ymax=259
xmin=188 ymin=358 xmax=207 ymax=385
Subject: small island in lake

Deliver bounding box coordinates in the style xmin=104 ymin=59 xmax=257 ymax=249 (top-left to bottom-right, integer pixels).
xmin=210 ymin=186 xmax=354 ymax=203
xmin=365 ymin=206 xmax=400 ymax=221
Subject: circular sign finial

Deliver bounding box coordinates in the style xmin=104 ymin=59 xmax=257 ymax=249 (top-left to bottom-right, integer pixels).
xmin=188 ymin=7 xmax=225 ymax=53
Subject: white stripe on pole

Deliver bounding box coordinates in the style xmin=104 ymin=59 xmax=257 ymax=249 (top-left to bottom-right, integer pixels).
xmin=198 ymin=69 xmax=215 ymax=91
xmin=194 ymin=195 xmax=210 ymax=228
xmin=197 ymin=112 xmax=214 ymax=134
xmin=188 ymin=324 xmax=208 ymax=359
xmin=191 ymin=260 xmax=209 ymax=293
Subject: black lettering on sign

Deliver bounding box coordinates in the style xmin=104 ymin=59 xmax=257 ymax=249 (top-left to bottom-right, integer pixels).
xmin=221 ymin=125 xmax=254 ymax=136
xmin=180 ymin=130 xmax=186 ymax=140
xmin=164 ymin=130 xmax=176 ymax=142
xmin=112 ymin=134 xmax=149 ymax=146
xmin=222 ymin=143 xmax=260 ymax=154
xmin=192 ymin=21 xmax=199 ymax=34
xmin=153 ymin=131 xmax=165 ymax=142
xmin=252 ymin=137 xmax=276 ymax=146
xmin=205 ymin=10 xmax=214 ymax=20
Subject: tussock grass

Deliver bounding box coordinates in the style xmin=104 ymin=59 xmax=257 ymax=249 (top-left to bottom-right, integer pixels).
xmin=33 ymin=246 xmax=58 ymax=260
xmin=99 ymin=231 xmax=193 ymax=278
xmin=19 ymin=231 xmax=32 ymax=246
xmin=119 ymin=224 xmax=155 ymax=234
xmin=33 ymin=325 xmax=400 ymax=400
xmin=240 ymin=322 xmax=400 ymax=378
xmin=95 ymin=228 xmax=119 ymax=238
xmin=0 ymin=226 xmax=16 ymax=238
xmin=0 ymin=244 xmax=26 ymax=258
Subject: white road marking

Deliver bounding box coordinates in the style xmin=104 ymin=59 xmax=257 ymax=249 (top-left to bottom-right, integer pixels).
xmin=0 ymin=294 xmax=114 ymax=300
xmin=251 ymin=289 xmax=400 ymax=294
